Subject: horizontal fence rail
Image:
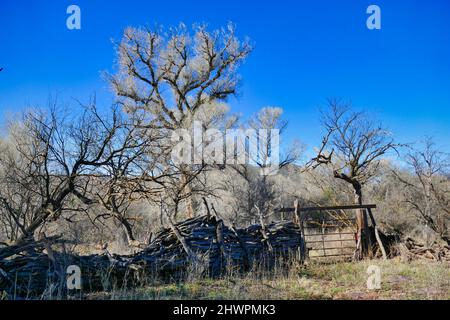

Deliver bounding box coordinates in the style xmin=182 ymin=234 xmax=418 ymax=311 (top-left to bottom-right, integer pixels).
xmin=278 ymin=204 xmax=377 ymax=213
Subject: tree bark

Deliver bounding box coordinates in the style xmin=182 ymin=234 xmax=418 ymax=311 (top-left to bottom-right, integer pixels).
xmin=117 ymin=215 xmax=136 ymax=245
xmin=182 ymin=173 xmax=195 ymax=219
xmin=353 ymin=182 xmax=370 ymax=259
xmin=14 ymin=210 xmax=51 ymax=245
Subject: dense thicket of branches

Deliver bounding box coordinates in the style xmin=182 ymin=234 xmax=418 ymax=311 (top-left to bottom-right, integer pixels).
xmin=0 ymin=103 xmax=144 ymax=245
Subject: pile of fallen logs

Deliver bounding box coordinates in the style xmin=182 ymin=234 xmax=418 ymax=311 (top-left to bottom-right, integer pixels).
xmin=0 ymin=237 xmax=128 ymax=297
xmin=0 ymin=215 xmax=304 ymax=297
xmin=129 ymin=215 xmax=303 ymax=278
xmin=394 ymin=237 xmax=450 ymax=262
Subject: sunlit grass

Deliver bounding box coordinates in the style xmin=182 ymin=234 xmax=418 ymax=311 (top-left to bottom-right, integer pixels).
xmin=82 ymin=258 xmax=449 ymax=300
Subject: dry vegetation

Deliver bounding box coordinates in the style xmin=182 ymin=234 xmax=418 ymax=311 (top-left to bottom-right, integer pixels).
xmin=1 ymin=22 xmax=449 ymax=300
xmin=82 ymin=259 xmax=449 ymax=300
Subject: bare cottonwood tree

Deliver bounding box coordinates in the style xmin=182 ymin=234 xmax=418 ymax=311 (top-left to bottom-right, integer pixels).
xmin=109 ymin=23 xmax=252 ymax=219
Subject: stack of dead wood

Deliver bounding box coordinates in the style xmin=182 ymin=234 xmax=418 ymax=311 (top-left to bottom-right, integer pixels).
xmin=0 ymin=237 xmax=132 ymax=297
xmin=129 ymin=215 xmax=303 ymax=277
xmin=394 ymin=237 xmax=450 ymax=262
xmin=0 ymin=215 xmax=304 ymax=297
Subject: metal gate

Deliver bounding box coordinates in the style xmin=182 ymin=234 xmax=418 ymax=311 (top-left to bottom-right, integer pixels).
xmin=303 ymin=215 xmax=357 ymax=260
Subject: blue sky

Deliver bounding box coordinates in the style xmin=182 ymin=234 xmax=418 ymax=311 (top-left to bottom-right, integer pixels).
xmin=0 ymin=0 xmax=449 ymax=153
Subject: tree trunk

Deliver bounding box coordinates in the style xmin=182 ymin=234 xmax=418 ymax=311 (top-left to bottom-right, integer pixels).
xmin=182 ymin=173 xmax=195 ymax=219
xmin=14 ymin=211 xmax=50 ymax=245
xmin=118 ymin=216 xmax=136 ymax=245
xmin=352 ymin=182 xmax=366 ymax=260
xmin=333 ymin=172 xmax=372 ymax=260
xmin=109 ymin=199 xmax=137 ymax=246
xmin=353 ymin=183 xmax=370 ymax=259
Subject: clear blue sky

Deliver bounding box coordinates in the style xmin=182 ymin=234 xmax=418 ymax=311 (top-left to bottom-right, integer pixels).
xmin=1 ymin=0 xmax=449 ymax=152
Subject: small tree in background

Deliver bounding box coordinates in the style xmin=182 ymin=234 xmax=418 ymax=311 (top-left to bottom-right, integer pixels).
xmin=225 ymin=107 xmax=301 ymax=225
xmin=395 ymin=138 xmax=450 ymax=245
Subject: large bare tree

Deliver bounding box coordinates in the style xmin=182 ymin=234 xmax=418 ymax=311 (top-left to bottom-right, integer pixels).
xmin=311 ymin=99 xmax=401 ymax=202
xmin=109 ymin=23 xmax=252 ymax=219
xmin=310 ymin=99 xmax=400 ymax=257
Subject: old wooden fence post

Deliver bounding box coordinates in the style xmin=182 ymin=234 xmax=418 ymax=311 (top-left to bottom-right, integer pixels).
xmin=294 ymin=199 xmax=307 ymax=263
xmin=367 ymin=208 xmax=387 ymax=260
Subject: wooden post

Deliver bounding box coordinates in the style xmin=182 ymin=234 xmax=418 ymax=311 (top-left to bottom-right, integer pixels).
xmin=355 ymin=210 xmax=363 ymax=260
xmin=166 ymin=214 xmax=200 ymax=266
xmin=363 ymin=208 xmax=371 ymax=258
xmin=293 ymin=199 xmax=300 ymax=225
xmin=293 ymin=199 xmax=307 ymax=263
xmin=215 ymin=220 xmax=226 ymax=272
xmin=367 ymin=208 xmax=387 ymax=260
xmin=356 ymin=207 xmax=371 ymax=259
xmin=321 ymin=219 xmax=326 ymax=258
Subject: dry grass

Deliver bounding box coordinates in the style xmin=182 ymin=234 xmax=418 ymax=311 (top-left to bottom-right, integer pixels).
xmin=84 ymin=258 xmax=450 ymax=300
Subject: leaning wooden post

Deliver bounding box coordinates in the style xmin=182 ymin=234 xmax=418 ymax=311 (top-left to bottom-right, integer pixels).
xmin=367 ymin=208 xmax=387 ymax=260
xmin=166 ymin=214 xmax=200 ymax=266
